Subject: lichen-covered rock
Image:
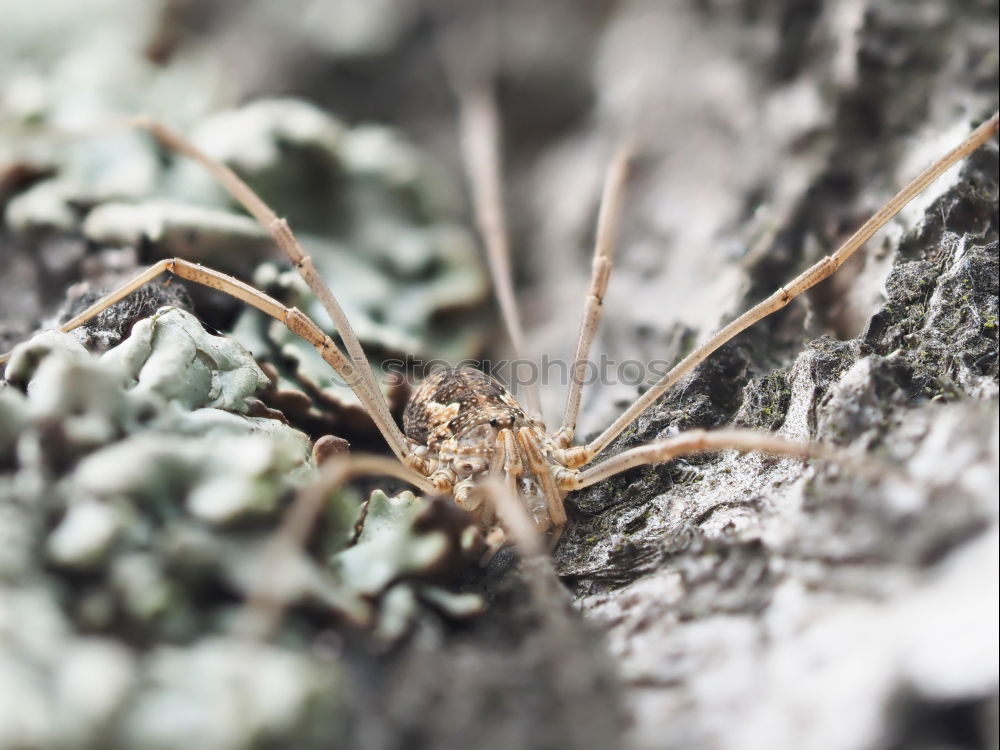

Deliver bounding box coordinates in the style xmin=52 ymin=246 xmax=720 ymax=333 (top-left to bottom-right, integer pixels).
xmin=113 ymin=637 xmax=340 ymax=750
xmin=0 ymin=307 xmax=490 ymax=749
xmin=330 ymin=490 xmax=484 ymax=614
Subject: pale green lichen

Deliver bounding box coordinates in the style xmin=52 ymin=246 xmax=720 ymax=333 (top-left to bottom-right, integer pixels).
xmin=102 ymin=307 xmax=273 ymax=414
xmin=0 ymin=306 xmax=482 ymax=750
xmin=331 ymin=490 xmax=449 ymax=596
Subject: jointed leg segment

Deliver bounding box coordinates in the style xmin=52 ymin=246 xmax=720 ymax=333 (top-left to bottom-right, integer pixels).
xmin=243 ymin=452 xmax=441 ymax=639
xmin=556 ymin=143 xmax=633 ymax=447
xmin=456 ymin=88 xmax=544 ymax=419
xmin=556 ymin=428 xmax=833 ymax=492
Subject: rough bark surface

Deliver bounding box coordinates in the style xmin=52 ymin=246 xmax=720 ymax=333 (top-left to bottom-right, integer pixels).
xmin=546 ymin=4 xmax=1000 ymax=749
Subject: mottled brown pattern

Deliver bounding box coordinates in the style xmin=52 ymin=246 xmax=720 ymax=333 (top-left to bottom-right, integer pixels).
xmin=403 ymin=367 xmax=530 ymax=451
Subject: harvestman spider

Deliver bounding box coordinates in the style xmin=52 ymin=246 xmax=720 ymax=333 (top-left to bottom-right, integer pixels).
xmin=2 ymin=98 xmax=996 ymax=555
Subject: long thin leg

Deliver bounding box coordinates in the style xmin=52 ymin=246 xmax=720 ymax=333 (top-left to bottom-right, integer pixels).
xmin=457 ymin=88 xmax=543 ymax=418
xmin=555 ymin=144 xmax=633 ymax=447
xmin=562 ymin=111 xmax=999 ymax=467
xmin=241 ymin=453 xmax=438 ymax=640
xmin=556 ymin=428 xmax=844 ymax=492
xmin=475 ymin=471 xmax=609 ymax=749
xmin=478 ymin=477 xmax=546 ymax=560
xmin=0 ymin=257 xmax=424 ymax=468
xmin=517 ymin=426 xmax=567 ymax=533
xmin=124 ymin=117 xmax=401 ymax=462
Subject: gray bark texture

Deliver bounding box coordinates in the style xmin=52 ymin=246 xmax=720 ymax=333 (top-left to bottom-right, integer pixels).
xmin=547 ymin=3 xmax=1000 ymax=749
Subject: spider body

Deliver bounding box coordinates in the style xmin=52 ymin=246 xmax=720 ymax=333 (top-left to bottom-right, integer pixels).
xmin=403 ymin=366 xmax=564 ymax=535
xmin=403 ymin=367 xmax=531 ymax=452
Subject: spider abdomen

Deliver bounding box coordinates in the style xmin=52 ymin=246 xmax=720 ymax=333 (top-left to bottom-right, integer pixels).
xmin=403 ymin=367 xmax=531 ymax=454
